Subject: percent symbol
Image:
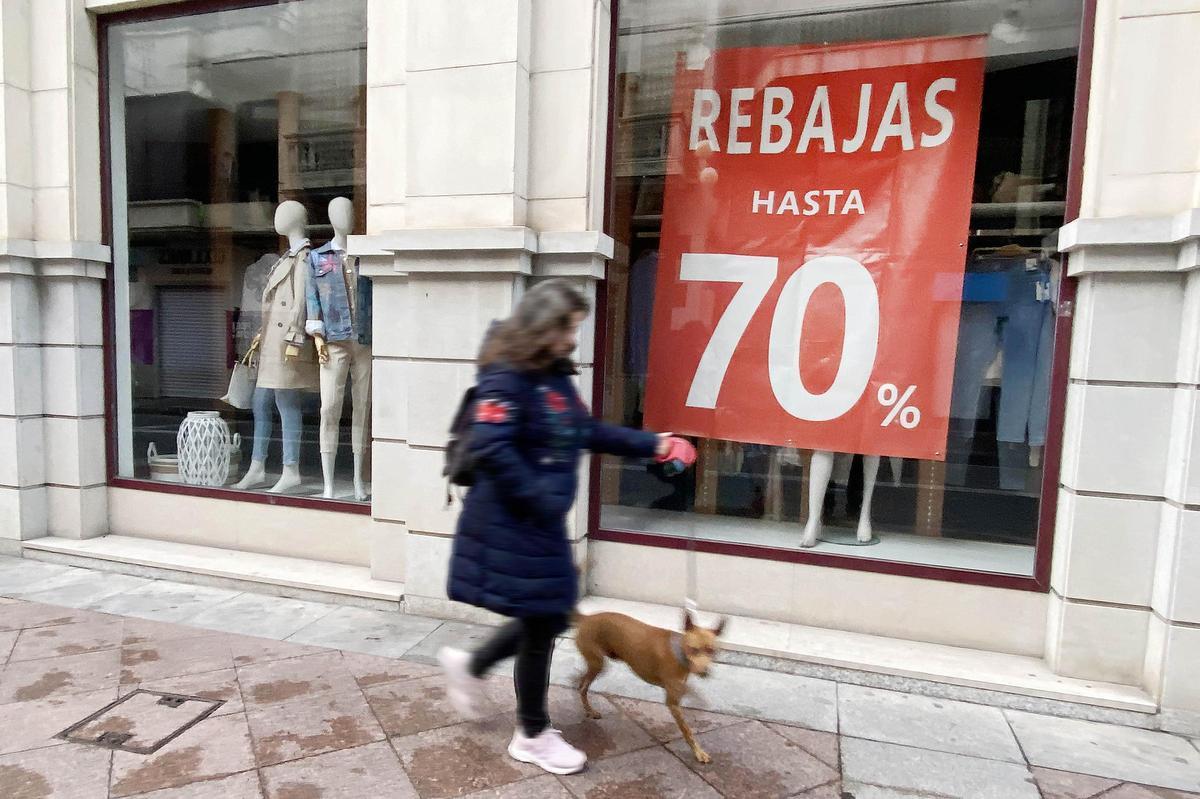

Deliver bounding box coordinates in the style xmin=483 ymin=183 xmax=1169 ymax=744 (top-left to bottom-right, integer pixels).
xmin=877 ymin=383 xmax=922 ymax=429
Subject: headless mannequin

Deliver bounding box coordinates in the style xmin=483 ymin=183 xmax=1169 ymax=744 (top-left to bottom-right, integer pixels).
xmin=236 ymin=201 xmax=311 ymax=493
xmin=800 ymin=450 xmax=882 ymax=547
xmin=311 ymin=197 xmax=370 ymax=501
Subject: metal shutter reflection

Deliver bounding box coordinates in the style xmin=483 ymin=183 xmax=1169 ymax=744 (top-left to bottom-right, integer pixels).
xmin=158 ymin=287 xmax=227 ymax=399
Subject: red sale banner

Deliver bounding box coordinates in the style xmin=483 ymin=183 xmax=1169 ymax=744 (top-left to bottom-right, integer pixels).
xmin=642 ymin=36 xmax=985 ymax=461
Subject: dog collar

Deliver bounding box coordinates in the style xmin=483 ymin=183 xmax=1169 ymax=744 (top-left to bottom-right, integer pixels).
xmin=669 ymin=632 xmax=689 ymax=670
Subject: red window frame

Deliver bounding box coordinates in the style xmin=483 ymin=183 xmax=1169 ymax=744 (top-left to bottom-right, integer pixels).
xmin=98 ymin=0 xmax=369 ymax=515
xmin=589 ymin=0 xmax=1099 ymax=591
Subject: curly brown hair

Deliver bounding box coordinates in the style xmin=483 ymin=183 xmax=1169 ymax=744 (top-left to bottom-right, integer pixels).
xmin=479 ymin=278 xmax=591 ymax=371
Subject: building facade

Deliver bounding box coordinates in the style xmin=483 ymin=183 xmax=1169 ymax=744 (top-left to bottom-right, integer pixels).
xmin=0 ymin=0 xmax=1197 ymax=733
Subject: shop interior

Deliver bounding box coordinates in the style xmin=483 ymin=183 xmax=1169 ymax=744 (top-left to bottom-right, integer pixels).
xmin=107 ymin=0 xmax=370 ymax=501
xmin=600 ymin=0 xmax=1081 ymax=575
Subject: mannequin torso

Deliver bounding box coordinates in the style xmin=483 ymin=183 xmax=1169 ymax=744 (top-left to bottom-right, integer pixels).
xmin=308 ymin=197 xmax=371 ymax=501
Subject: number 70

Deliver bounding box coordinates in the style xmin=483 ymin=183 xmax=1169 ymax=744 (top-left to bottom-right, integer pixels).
xmin=679 ymin=253 xmax=881 ymax=422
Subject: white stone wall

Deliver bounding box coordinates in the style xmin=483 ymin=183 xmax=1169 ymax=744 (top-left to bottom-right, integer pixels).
xmin=6 ymin=0 xmax=1193 ymax=726
xmin=1050 ymin=0 xmax=1200 ymax=726
xmin=0 ymin=0 xmax=109 ymax=552
xmin=527 ymin=0 xmax=612 ymax=232
xmin=355 ymin=0 xmax=614 ymax=614
xmin=404 ymin=0 xmax=532 ymax=229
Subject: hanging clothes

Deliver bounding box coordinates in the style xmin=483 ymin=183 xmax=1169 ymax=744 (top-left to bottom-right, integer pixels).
xmin=950 ymin=255 xmax=1055 ymax=436
xmin=948 ymin=253 xmax=1056 ymax=489
xmin=625 ymin=250 xmax=658 ymax=379
xmin=996 ymin=262 xmax=1055 ymax=449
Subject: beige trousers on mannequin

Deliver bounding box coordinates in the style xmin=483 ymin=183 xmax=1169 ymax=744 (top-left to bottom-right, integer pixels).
xmin=320 ymin=341 xmax=371 ymax=454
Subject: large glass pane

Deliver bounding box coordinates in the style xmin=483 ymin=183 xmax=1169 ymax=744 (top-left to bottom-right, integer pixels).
xmin=602 ymin=0 xmax=1081 ymax=574
xmin=107 ymin=0 xmax=370 ymax=501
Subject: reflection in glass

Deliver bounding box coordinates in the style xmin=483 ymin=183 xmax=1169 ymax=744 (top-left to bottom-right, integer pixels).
xmin=601 ymin=0 xmax=1081 ymax=574
xmin=107 ymin=0 xmax=369 ymax=501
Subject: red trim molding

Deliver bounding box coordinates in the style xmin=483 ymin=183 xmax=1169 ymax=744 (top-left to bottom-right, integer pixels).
xmin=1030 ymin=0 xmax=1098 ymax=591
xmin=99 ymin=22 xmax=116 ymax=484
xmin=97 ymin=0 xmax=365 ymax=517
xmin=591 ymin=528 xmax=1045 ymax=592
xmin=97 ymin=0 xmax=292 ymax=26
xmin=110 ymin=477 xmax=371 ymax=515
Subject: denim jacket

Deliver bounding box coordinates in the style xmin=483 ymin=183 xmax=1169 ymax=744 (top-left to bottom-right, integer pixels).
xmin=304 ymin=241 xmax=372 ymax=345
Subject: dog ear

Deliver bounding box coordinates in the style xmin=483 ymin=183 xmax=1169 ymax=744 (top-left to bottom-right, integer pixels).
xmin=712 ymin=616 xmax=727 ymax=637
xmin=683 ymin=609 xmax=695 ymax=631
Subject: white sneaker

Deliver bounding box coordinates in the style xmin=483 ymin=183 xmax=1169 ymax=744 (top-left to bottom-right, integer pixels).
xmin=507 ymin=728 xmax=587 ymax=775
xmin=437 ymin=647 xmax=486 ymax=716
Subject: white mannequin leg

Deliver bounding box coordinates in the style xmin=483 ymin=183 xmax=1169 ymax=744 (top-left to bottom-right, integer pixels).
xmin=353 ymin=452 xmax=368 ymax=501
xmin=800 ymin=450 xmax=835 ymax=548
xmin=321 ymin=452 xmax=337 ymax=498
xmin=350 ymin=343 xmax=371 ymax=502
xmin=857 ymin=455 xmax=881 ymax=542
xmin=318 ymin=343 xmax=349 ymax=498
xmin=237 ymin=387 xmax=274 ymax=490
xmin=269 ymin=464 xmax=302 ymax=493
xmin=888 ymin=456 xmax=903 ymax=486
xmin=235 ymin=460 xmax=267 ymax=490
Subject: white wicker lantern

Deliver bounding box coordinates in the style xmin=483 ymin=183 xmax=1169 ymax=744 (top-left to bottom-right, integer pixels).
xmin=177 ymin=411 xmax=232 ymax=486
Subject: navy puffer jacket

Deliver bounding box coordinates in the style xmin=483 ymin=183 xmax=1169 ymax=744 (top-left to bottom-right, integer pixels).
xmin=448 ymin=361 xmax=659 ymax=617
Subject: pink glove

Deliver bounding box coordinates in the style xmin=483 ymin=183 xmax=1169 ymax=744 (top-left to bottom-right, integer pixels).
xmin=655 ymin=436 xmax=697 ymax=467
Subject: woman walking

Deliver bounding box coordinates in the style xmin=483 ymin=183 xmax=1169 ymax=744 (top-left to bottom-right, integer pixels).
xmin=438 ymin=279 xmax=694 ymax=775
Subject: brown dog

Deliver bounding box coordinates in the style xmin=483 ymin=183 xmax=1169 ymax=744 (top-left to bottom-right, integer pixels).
xmin=574 ymin=609 xmax=726 ymax=763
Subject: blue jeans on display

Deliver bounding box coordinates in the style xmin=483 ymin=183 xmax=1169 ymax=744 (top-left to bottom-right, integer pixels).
xmin=995 ymin=268 xmax=1054 ymax=448
xmin=251 ymin=387 xmax=303 ymax=466
xmin=947 ymin=261 xmax=1055 ymax=490
xmin=949 ymin=302 xmax=1003 ymax=421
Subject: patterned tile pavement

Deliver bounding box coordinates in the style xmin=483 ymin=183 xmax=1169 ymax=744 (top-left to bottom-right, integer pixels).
xmin=1 ymin=555 xmax=1199 ymax=798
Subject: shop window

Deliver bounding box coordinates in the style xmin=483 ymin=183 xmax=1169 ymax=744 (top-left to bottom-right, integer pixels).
xmin=601 ymin=0 xmax=1082 ymax=576
xmin=105 ymin=0 xmax=370 ymax=503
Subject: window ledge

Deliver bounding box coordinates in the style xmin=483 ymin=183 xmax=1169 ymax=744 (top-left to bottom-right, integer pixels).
xmin=1060 ymin=209 xmax=1200 ymax=275
xmin=23 ymin=534 xmax=402 ymax=607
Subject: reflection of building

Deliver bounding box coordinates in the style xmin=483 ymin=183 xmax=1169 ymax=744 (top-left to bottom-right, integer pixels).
xmin=107 ymin=2 xmax=368 ymax=494
xmin=3 ymin=0 xmax=1200 ymax=736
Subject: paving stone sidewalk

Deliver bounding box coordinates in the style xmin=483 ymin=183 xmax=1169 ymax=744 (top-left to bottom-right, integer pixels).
xmin=1 ymin=555 xmax=1199 ymax=798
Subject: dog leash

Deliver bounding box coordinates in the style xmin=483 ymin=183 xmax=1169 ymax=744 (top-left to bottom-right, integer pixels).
xmin=684 ymin=530 xmax=699 ymax=616
xmin=684 ymin=457 xmax=700 ymax=616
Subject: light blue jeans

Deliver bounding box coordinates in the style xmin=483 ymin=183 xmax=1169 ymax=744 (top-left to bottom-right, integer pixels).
xmin=995 ymin=269 xmax=1054 ymax=448
xmin=250 ymin=387 xmax=304 ymax=466
xmin=950 ymin=262 xmax=1053 ymax=441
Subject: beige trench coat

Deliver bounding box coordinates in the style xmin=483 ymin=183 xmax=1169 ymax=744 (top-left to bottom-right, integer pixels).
xmin=256 ymin=243 xmax=319 ymax=391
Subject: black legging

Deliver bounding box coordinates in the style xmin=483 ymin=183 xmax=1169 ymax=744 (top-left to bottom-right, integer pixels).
xmin=469 ymin=614 xmax=570 ymax=737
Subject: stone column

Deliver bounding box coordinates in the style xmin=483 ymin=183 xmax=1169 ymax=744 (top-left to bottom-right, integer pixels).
xmin=357 ymin=0 xmax=617 ymax=610
xmin=365 ymin=0 xmax=407 ymax=232
xmin=0 ymin=0 xmax=109 ymax=552
xmin=1046 ymin=2 xmax=1200 ymax=733
xmin=534 ymin=231 xmax=613 ymax=594
xmin=358 ymin=228 xmax=536 ymax=621
xmin=526 ymin=0 xmax=612 ymax=232
xmin=403 ymin=0 xmax=531 ymax=228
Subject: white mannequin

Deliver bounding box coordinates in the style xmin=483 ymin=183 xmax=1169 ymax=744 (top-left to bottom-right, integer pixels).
xmin=313 ymin=197 xmax=370 ymax=501
xmin=327 ymin=196 xmax=351 ymax=251
xmin=236 ymin=201 xmax=310 ymax=493
xmin=800 ymin=450 xmax=882 ymax=547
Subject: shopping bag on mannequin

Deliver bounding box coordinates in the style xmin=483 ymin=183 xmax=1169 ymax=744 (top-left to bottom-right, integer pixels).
xmin=221 ymin=360 xmax=257 ymax=409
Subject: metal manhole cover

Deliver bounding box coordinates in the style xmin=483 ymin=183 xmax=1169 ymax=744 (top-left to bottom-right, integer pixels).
xmin=57 ymin=690 xmax=224 ymax=754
